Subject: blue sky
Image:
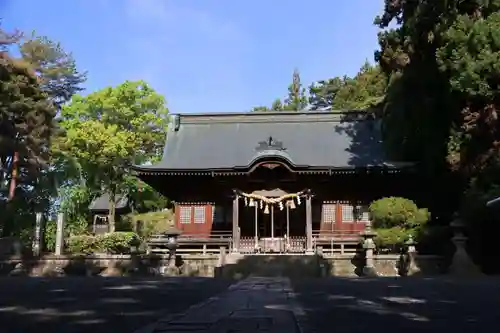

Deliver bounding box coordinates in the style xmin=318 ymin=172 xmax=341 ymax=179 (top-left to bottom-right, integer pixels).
xmin=3 ymin=0 xmax=383 ymax=113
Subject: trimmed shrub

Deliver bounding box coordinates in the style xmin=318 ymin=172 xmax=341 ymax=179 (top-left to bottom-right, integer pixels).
xmin=67 ymin=235 xmax=102 ymax=254
xmin=98 ymin=232 xmax=141 ymax=254
xmin=369 ymin=197 xmax=430 ymax=229
xmin=66 ymin=232 xmax=141 ymax=254
xmin=369 ymin=197 xmax=430 ymax=253
xmin=374 ymin=227 xmax=413 ymax=253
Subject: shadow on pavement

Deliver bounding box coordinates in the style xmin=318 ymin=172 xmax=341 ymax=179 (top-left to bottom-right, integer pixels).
xmin=0 ymin=276 xmax=233 ymax=333
xmin=291 ymin=276 xmax=500 ymax=332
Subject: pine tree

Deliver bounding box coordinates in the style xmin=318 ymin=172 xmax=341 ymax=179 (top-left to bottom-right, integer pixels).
xmin=19 ymin=32 xmax=87 ymax=108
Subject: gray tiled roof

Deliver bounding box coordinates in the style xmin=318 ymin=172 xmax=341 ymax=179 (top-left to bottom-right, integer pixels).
xmin=88 ymin=193 xmax=129 ymax=212
xmin=133 ymin=111 xmax=405 ymax=171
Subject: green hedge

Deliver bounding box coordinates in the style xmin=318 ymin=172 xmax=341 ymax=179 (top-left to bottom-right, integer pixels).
xmin=67 ymin=232 xmax=141 ymax=254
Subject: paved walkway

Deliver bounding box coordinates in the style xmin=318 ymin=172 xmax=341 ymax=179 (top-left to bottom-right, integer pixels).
xmin=134 ymin=276 xmax=500 ymax=333
xmin=136 ymin=277 xmax=305 ymax=333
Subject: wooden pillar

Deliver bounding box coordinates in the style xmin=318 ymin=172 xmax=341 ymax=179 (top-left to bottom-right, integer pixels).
xmin=271 ymin=205 xmax=274 ymax=239
xmin=254 ymin=205 xmax=258 ymax=248
xmin=305 ymin=195 xmax=313 ymax=254
xmin=232 ymin=195 xmax=239 ymax=253
xmin=286 ymin=205 xmax=290 ymax=247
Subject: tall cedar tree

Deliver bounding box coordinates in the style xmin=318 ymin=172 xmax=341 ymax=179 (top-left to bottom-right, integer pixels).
xmin=283 ymin=69 xmax=308 ymax=111
xmin=375 ymin=0 xmax=500 ymax=214
xmin=0 ymin=51 xmax=56 ymax=234
xmin=250 ymin=70 xmax=306 ymax=111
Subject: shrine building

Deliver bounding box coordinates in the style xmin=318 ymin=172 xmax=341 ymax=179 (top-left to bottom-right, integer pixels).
xmin=132 ymin=111 xmax=416 ymax=254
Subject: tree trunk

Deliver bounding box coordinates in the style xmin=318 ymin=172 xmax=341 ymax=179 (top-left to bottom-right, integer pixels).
xmin=8 ymin=151 xmax=19 ymax=201
xmin=108 ymin=191 xmax=116 ymax=233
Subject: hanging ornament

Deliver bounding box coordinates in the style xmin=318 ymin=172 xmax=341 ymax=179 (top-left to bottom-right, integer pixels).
xmin=279 ymin=201 xmax=284 ymax=210
xmin=297 ymin=196 xmax=301 ymax=205
xmin=249 ymin=198 xmax=254 ymax=207
xmin=244 ymin=197 xmax=248 ymax=206
xmin=264 ymin=204 xmax=269 ymax=214
xmin=260 ymin=200 xmax=263 ymax=209
xmin=289 ymin=200 xmax=296 ymax=209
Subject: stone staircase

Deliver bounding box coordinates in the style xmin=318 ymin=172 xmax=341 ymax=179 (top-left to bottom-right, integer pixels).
xmin=222 ymin=254 xmax=324 ymax=278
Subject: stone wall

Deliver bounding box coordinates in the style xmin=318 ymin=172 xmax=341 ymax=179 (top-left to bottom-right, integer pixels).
xmin=323 ymin=254 xmax=445 ymax=277
xmin=0 ymin=253 xmax=445 ymax=278
xmin=0 ymin=254 xmax=220 ymax=277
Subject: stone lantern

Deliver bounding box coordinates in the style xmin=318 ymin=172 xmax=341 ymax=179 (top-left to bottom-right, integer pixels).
xmin=164 ymin=227 xmax=181 ymax=254
xmin=448 ymin=213 xmax=482 ymax=277
xmin=163 ymin=227 xmax=181 ymax=275
xmin=360 ymin=220 xmax=377 ymax=276
xmin=404 ymin=234 xmax=419 ymax=275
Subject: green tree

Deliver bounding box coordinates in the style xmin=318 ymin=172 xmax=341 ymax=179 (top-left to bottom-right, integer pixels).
xmin=309 ymin=62 xmax=386 ymax=111
xmin=374 ymin=0 xmax=500 ymax=264
xmin=250 ymin=105 xmax=270 ymax=112
xmin=20 ymin=33 xmax=87 ymax=203
xmin=0 ymin=51 xmax=56 ymax=235
xmin=19 ymin=32 xmax=87 ymax=108
xmin=283 ymin=69 xmax=308 ymax=110
xmin=309 ymin=77 xmax=343 ymax=110
xmin=57 ymin=80 xmax=169 ymax=232
xmin=271 ymin=98 xmax=283 ymax=111
xmin=0 ymin=25 xmax=22 ymax=50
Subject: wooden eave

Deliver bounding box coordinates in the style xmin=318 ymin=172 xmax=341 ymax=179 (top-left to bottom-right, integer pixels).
xmin=132 ymin=164 xmax=411 ymax=177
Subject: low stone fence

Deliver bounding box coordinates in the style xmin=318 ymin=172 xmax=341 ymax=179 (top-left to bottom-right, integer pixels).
xmin=323 ymin=254 xmax=445 ymax=277
xmin=0 ymin=252 xmax=446 ymax=278
xmin=0 ymin=254 xmax=220 ymax=277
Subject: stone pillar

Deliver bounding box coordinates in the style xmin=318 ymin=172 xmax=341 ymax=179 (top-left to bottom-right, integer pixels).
xmin=215 ymin=246 xmax=227 ymax=278
xmin=55 ymin=213 xmax=65 ymax=255
xmin=448 ymin=214 xmax=482 ymax=277
xmin=405 ymin=235 xmax=420 ymax=275
xmin=305 ymin=195 xmax=313 ymax=254
xmin=217 ymin=246 xmax=226 ymax=267
xmin=32 ymin=212 xmax=44 ymax=257
xmin=232 ymin=194 xmax=240 ymax=253
xmin=361 ymin=221 xmax=377 ymax=276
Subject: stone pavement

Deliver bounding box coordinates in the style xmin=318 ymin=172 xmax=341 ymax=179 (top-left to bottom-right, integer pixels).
xmin=135 ymin=277 xmax=305 ymax=333
xmin=0 ymin=277 xmax=234 ymax=333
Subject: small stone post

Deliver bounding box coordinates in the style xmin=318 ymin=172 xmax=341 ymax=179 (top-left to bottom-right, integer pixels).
xmin=215 ymin=246 xmax=226 ymax=277
xmin=361 ymin=221 xmax=377 ymax=276
xmin=405 ymin=235 xmax=420 ymax=275
xmin=217 ymin=246 xmax=226 ymax=267
xmin=32 ymin=212 xmax=44 ymax=257
xmin=316 ymin=246 xmax=327 ymax=277
xmin=55 ymin=213 xmax=65 ymax=255
xmin=448 ymin=214 xmax=482 ymax=277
